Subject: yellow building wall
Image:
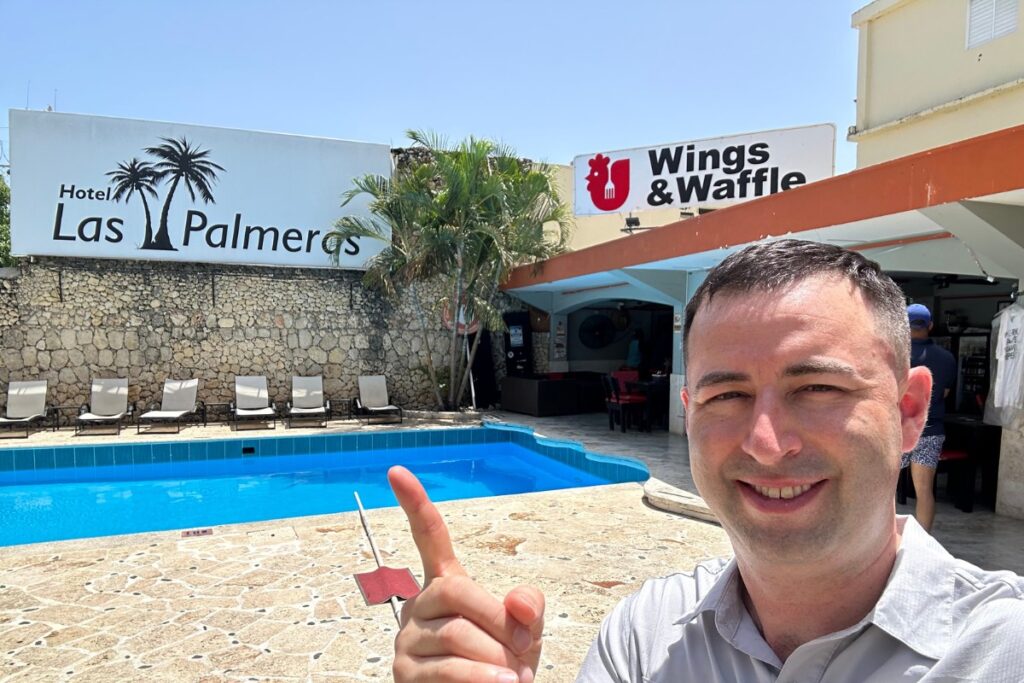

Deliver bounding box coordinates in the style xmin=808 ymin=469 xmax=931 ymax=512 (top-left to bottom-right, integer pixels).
xmin=856 ymin=85 xmax=1024 ymax=166
xmin=852 ymin=0 xmax=1024 ymax=167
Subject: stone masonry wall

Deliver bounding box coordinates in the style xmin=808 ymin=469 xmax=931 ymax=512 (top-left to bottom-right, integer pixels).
xmin=532 ymin=331 xmax=550 ymax=375
xmin=0 ymin=258 xmax=504 ymax=411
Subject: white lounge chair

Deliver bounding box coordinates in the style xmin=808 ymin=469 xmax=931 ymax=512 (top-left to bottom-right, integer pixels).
xmin=354 ymin=375 xmax=403 ymax=424
xmin=286 ymin=376 xmax=331 ymax=428
xmin=0 ymin=380 xmax=51 ymax=438
xmin=137 ymin=379 xmax=201 ymax=433
xmin=231 ymin=375 xmax=277 ymax=430
xmin=76 ymin=378 xmax=132 ymax=435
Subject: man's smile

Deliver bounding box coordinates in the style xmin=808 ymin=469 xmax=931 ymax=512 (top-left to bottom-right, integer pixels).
xmin=751 ymin=483 xmax=813 ymax=499
xmin=736 ymin=479 xmax=828 ymax=511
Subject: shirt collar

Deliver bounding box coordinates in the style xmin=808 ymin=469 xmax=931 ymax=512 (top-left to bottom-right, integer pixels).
xmin=673 ymin=557 xmax=740 ymax=627
xmin=672 ymin=516 xmax=957 ymax=662
xmin=673 ymin=557 xmax=783 ymax=667
xmin=868 ymin=515 xmax=956 ymax=660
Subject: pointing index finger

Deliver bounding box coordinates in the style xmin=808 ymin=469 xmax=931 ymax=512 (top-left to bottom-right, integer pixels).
xmin=388 ymin=465 xmax=465 ymax=584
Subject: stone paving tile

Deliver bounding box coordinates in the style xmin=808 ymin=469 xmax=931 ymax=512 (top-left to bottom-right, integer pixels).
xmin=3 ymin=409 xmax=1023 ymax=680
xmin=491 ymin=411 xmax=1024 ymax=574
xmin=0 ymin=483 xmax=732 ymax=681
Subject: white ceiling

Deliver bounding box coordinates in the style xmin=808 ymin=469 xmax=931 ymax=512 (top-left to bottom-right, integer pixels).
xmin=509 ymin=190 xmax=1022 ymax=297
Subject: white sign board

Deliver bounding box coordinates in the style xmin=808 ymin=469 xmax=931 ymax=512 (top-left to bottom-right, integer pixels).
xmin=572 ymin=124 xmax=835 ymax=216
xmin=9 ymin=110 xmax=392 ymax=269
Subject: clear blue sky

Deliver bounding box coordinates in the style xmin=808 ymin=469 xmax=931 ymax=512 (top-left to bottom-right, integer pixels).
xmin=2 ymin=0 xmax=867 ymax=174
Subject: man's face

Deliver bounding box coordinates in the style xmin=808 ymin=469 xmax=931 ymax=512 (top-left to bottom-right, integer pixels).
xmin=682 ymin=275 xmax=929 ymax=568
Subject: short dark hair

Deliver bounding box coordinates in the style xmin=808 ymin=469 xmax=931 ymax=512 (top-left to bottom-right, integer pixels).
xmin=683 ymin=239 xmax=909 ymax=376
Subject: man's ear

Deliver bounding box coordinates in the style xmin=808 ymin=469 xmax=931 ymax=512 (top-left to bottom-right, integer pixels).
xmin=899 ymin=366 xmax=932 ymax=453
xmin=681 ymin=387 xmax=691 ymax=433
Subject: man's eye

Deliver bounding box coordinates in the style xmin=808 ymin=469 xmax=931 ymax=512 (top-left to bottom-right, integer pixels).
xmin=802 ymin=384 xmax=839 ymax=393
xmin=708 ymin=391 xmax=745 ymax=402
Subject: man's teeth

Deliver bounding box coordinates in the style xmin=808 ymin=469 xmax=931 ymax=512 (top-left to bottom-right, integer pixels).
xmin=753 ymin=483 xmax=813 ymax=499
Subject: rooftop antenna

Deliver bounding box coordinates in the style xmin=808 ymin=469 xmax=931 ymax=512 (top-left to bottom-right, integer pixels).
xmin=25 ymin=81 xmax=30 ymax=109
xmin=53 ymin=89 xmax=58 ymax=112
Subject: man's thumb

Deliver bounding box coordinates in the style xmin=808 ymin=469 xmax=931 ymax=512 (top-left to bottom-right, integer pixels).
xmin=504 ymin=586 xmax=545 ymax=637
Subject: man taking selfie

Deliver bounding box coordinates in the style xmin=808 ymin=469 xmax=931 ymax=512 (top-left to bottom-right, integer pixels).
xmin=389 ymin=240 xmax=1024 ymax=682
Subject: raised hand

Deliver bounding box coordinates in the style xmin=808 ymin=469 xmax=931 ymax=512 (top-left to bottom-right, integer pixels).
xmin=389 ymin=465 xmax=546 ymax=683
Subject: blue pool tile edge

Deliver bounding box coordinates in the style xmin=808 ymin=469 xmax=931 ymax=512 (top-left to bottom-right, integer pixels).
xmin=483 ymin=421 xmax=649 ymax=484
xmin=0 ymin=421 xmax=649 ymax=486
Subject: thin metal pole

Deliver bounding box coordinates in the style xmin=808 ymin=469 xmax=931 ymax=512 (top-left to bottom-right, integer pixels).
xmin=354 ymin=492 xmax=402 ymax=625
xmin=464 ymin=335 xmax=477 ymax=410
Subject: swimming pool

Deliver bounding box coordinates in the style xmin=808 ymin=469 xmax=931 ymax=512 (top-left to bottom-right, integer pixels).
xmin=0 ymin=423 xmax=648 ymax=546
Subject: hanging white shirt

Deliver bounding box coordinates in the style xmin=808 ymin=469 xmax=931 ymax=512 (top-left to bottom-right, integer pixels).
xmin=994 ymin=304 xmax=1024 ymax=409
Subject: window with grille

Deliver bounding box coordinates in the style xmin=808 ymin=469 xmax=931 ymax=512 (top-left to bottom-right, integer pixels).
xmin=967 ymin=0 xmax=1019 ymax=48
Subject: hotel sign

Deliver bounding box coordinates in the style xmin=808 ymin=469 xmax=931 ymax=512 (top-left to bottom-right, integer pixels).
xmin=8 ymin=110 xmax=392 ymax=269
xmin=573 ymin=124 xmax=835 ymax=216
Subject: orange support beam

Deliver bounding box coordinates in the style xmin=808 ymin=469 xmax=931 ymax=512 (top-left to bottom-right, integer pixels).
xmin=505 ymin=124 xmax=1024 ymax=290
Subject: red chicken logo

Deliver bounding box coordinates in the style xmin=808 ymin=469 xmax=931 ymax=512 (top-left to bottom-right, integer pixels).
xmin=585 ymin=154 xmax=630 ymax=211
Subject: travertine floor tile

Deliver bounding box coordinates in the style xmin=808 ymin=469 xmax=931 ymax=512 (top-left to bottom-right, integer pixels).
xmin=3 ymin=410 xmax=1021 ymax=680
xmin=0 ymin=483 xmax=732 ymax=680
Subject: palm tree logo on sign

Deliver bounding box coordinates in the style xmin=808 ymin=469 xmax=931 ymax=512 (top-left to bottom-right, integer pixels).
xmin=107 ymin=137 xmax=225 ymax=251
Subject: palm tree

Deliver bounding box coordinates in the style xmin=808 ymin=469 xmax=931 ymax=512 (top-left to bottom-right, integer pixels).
xmin=326 ymin=130 xmax=571 ymax=410
xmin=106 ymin=158 xmax=160 ymax=248
xmin=449 ymin=151 xmax=571 ymax=407
xmin=325 ymin=165 xmax=449 ymax=409
xmin=145 ymin=137 xmax=225 ymax=251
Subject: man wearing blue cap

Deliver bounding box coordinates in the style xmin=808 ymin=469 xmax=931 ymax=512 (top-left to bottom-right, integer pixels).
xmin=904 ymin=303 xmax=957 ymax=531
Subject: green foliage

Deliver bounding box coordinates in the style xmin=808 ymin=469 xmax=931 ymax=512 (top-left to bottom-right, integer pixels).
xmin=0 ymin=174 xmax=12 ymax=267
xmin=413 ymin=362 xmax=451 ymax=397
xmin=326 ymin=131 xmax=571 ymax=409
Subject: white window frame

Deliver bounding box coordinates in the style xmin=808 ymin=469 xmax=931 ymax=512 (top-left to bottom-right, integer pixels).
xmin=966 ymin=0 xmax=1020 ymax=49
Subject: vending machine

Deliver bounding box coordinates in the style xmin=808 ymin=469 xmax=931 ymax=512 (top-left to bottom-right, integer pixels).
xmin=502 ymin=311 xmax=533 ymax=377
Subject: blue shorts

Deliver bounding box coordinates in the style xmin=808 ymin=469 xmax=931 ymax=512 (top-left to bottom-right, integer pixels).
xmin=901 ymin=435 xmax=944 ymax=469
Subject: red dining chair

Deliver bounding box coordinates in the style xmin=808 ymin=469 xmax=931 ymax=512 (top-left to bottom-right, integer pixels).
xmin=895 ymin=448 xmax=974 ymax=511
xmin=611 ymin=370 xmax=639 ymax=394
xmin=602 ymin=374 xmax=647 ymax=433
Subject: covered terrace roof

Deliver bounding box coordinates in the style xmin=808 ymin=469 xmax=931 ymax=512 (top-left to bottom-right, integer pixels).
xmin=505 ymin=124 xmax=1024 ymax=314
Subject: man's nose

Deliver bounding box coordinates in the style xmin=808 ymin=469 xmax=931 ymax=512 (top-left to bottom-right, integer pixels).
xmin=741 ymin=392 xmax=801 ymax=464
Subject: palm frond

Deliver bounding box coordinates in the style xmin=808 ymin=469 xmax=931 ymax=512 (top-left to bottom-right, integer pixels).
xmin=329 ymin=215 xmax=392 ymax=243
xmin=106 ymin=158 xmax=160 ymax=203
xmin=406 ymin=129 xmax=449 ymax=152
xmin=144 ymin=137 xmax=224 ymax=191
xmin=332 ymin=129 xmax=569 ymax=406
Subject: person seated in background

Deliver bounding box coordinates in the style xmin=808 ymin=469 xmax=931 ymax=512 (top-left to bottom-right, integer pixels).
xmin=624 ymin=329 xmax=643 ymax=370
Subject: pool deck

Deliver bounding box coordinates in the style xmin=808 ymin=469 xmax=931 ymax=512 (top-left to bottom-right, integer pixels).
xmin=0 ymin=412 xmax=729 ymax=682
xmin=0 ymin=484 xmax=731 ymax=682
xmin=2 ymin=411 xmax=1024 ymax=681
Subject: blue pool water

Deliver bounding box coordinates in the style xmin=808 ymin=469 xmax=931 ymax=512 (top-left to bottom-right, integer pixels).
xmin=0 ymin=425 xmax=647 ymax=546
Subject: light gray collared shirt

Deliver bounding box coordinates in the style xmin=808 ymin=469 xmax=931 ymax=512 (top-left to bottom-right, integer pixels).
xmin=577 ymin=517 xmax=1024 ymax=682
